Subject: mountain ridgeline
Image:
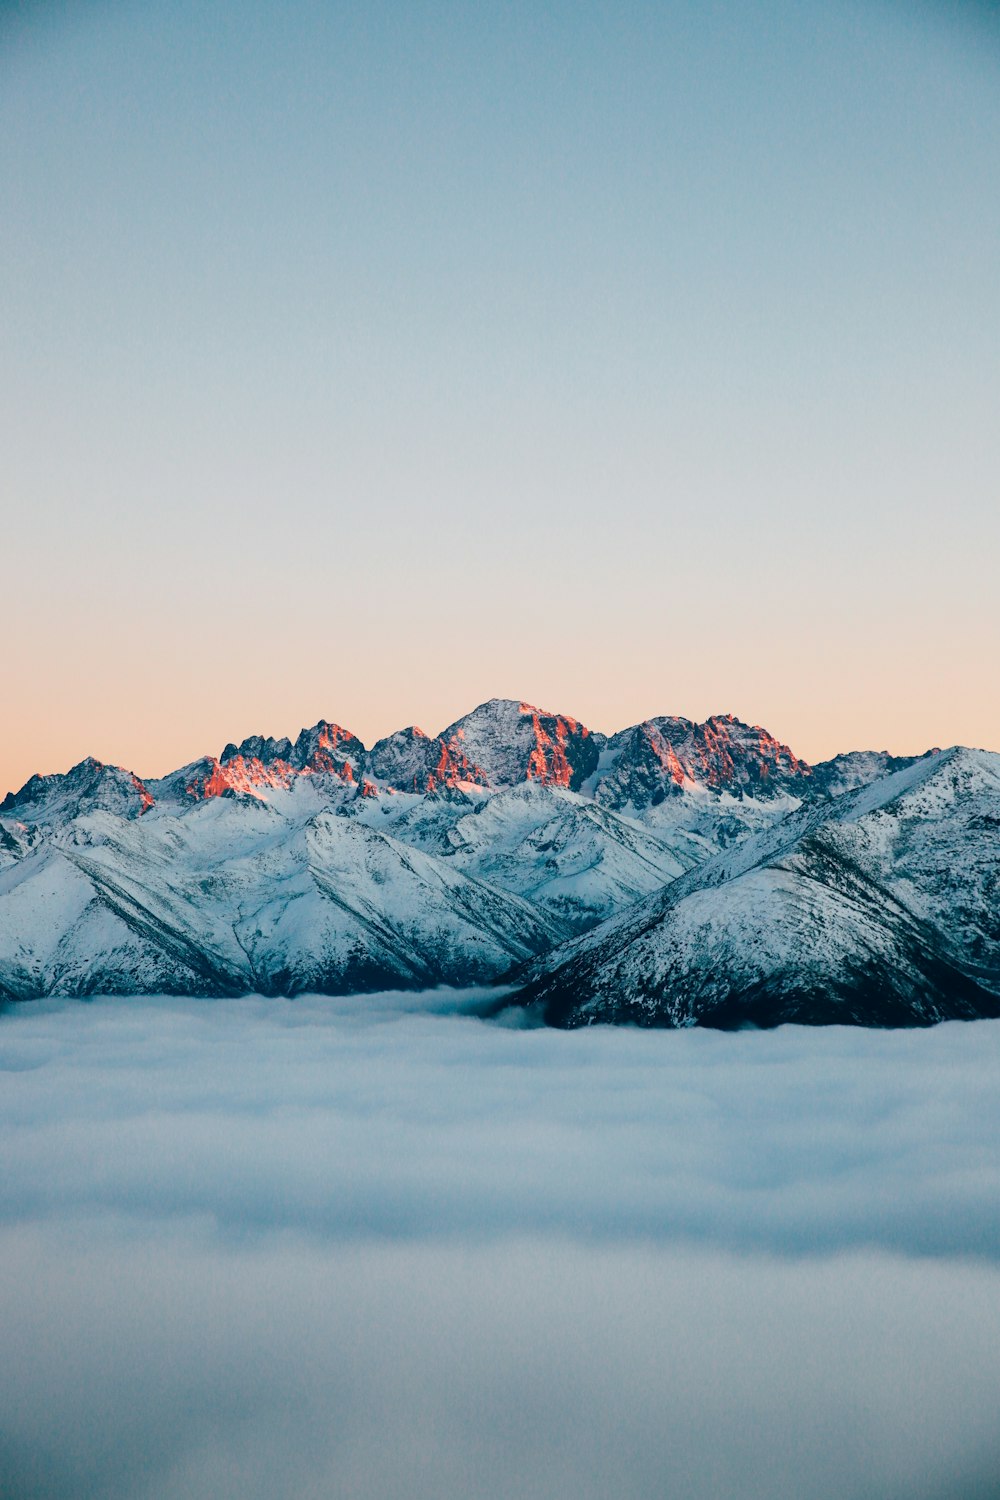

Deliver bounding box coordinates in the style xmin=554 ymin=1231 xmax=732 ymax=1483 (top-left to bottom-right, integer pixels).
xmin=2 ymin=699 xmax=997 ymax=1028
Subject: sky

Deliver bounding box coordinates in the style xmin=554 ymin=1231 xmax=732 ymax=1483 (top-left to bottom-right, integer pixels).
xmin=3 ymin=992 xmax=1000 ymax=1500
xmin=2 ymin=0 xmax=999 ymax=796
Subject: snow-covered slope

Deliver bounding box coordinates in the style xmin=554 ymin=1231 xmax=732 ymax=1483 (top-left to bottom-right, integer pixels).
xmin=2 ymin=700 xmax=993 ymax=1023
xmin=512 ymin=748 xmax=1000 ymax=1028
xmin=344 ymin=781 xmax=697 ymax=929
xmin=0 ymin=797 xmax=566 ymax=1000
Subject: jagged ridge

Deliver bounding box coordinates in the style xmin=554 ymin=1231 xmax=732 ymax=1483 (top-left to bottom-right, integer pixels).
xmin=1 ymin=700 xmax=993 ymax=1025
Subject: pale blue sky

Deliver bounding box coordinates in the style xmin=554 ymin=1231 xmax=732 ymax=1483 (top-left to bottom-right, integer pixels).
xmin=2 ymin=0 xmax=999 ymax=790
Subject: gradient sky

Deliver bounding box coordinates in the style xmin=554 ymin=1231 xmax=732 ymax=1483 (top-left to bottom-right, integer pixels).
xmin=3 ymin=0 xmax=999 ymax=795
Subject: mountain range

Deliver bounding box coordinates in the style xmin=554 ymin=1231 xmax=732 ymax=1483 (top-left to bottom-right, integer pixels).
xmin=2 ymin=698 xmax=997 ymax=1027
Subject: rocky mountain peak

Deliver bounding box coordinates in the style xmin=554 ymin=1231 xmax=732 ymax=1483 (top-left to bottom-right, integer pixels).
xmin=597 ymin=713 xmax=812 ymax=811
xmin=439 ymin=699 xmax=602 ymax=791
xmin=186 ymin=720 xmax=368 ymax=802
xmin=221 ymin=734 xmax=294 ymax=765
xmin=0 ymin=757 xmax=154 ymax=822
xmin=1 ymin=700 xmax=958 ymax=821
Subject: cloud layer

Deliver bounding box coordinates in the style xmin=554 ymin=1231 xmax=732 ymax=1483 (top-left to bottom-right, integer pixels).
xmin=2 ymin=993 xmax=1000 ymax=1500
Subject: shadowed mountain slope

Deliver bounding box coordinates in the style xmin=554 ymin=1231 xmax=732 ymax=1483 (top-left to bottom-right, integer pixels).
xmin=2 ymin=702 xmax=994 ymax=1024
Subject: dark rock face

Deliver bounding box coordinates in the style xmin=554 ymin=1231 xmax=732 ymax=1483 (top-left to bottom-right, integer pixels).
xmin=596 ymin=714 xmax=812 ymax=811
xmin=367 ymin=725 xmax=491 ymax=793
xmin=287 ymin=722 xmax=367 ymax=777
xmin=221 ymin=734 xmax=294 ymax=765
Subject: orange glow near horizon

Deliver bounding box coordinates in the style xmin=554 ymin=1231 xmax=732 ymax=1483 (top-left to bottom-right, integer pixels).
xmin=5 ymin=669 xmax=999 ymax=803
xmin=2 ymin=0 xmax=998 ymax=802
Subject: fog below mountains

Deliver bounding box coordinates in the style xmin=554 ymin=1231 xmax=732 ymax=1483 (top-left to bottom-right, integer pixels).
xmin=3 ymin=992 xmax=1000 ymax=1500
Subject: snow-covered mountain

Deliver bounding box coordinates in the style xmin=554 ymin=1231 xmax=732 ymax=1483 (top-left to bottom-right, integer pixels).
xmin=592 ymin=713 xmax=810 ymax=810
xmin=512 ymin=747 xmax=1000 ymax=1028
xmin=3 ymin=757 xmax=155 ymax=823
xmin=365 ymin=701 xmax=600 ymax=792
xmin=2 ymin=699 xmax=996 ymax=1025
xmin=342 ymin=781 xmax=697 ymax=930
xmin=0 ymin=795 xmax=566 ymax=1000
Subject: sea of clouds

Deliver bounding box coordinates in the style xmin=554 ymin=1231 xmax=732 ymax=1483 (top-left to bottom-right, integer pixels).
xmin=2 ymin=990 xmax=1000 ymax=1500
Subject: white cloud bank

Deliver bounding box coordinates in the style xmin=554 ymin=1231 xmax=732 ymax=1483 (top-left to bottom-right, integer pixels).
xmin=2 ymin=992 xmax=1000 ymax=1500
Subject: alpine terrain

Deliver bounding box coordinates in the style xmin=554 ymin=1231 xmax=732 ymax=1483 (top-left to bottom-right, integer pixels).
xmin=2 ymin=700 xmax=996 ymax=1027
